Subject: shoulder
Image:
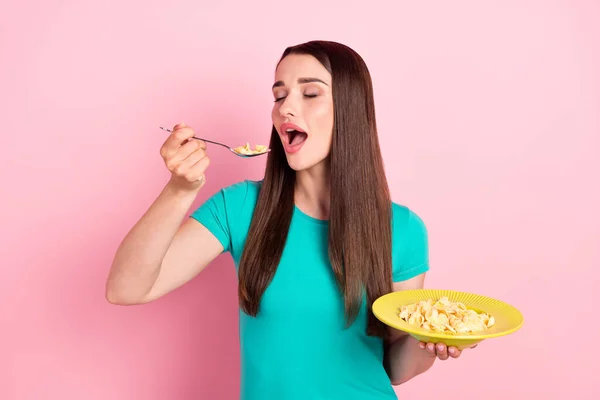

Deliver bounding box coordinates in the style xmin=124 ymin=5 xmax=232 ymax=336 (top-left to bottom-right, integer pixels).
xmin=191 ymin=179 xmax=261 ymax=219
xmin=213 ymin=179 xmax=262 ymax=217
xmin=220 ymin=179 xmax=262 ymax=202
xmin=390 ymin=202 xmax=430 ymax=281
xmin=391 ymin=202 xmax=427 ymax=237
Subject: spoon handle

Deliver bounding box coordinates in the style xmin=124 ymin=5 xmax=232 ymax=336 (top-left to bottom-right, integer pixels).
xmin=190 ymin=137 xmax=232 ymax=150
xmin=159 ymin=126 xmax=232 ymax=150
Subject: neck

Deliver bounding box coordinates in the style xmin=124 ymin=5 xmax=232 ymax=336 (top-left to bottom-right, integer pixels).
xmin=294 ymin=161 xmax=330 ymax=220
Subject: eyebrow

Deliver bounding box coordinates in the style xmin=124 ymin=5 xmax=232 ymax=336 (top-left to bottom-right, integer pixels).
xmin=272 ymin=77 xmax=329 ymax=89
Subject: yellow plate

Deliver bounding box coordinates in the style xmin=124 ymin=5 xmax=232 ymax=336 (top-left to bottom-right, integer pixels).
xmin=372 ymin=289 xmax=524 ymax=350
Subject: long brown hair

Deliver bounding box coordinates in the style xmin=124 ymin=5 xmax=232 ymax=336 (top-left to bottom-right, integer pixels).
xmin=238 ymin=41 xmax=392 ymax=338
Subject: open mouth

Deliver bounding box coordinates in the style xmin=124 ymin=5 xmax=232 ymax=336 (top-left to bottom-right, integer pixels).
xmin=285 ymin=129 xmax=308 ymax=146
xmin=281 ymin=123 xmax=308 ymax=147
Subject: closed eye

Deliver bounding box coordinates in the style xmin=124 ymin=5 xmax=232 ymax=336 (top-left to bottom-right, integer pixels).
xmin=274 ymin=94 xmax=317 ymax=103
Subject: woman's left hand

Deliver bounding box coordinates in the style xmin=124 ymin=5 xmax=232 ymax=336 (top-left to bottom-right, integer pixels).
xmin=418 ymin=342 xmax=477 ymax=360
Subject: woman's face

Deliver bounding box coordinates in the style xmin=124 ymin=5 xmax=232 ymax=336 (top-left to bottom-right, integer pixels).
xmin=271 ymin=54 xmax=334 ymax=172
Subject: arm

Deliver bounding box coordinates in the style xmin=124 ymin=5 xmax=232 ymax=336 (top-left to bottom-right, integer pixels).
xmin=105 ymin=182 xmax=224 ymax=305
xmin=384 ymin=273 xmax=436 ymax=386
xmin=106 ymin=123 xmax=222 ymax=305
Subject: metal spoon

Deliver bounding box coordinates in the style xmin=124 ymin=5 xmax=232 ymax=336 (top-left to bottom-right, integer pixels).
xmin=159 ymin=126 xmax=270 ymax=158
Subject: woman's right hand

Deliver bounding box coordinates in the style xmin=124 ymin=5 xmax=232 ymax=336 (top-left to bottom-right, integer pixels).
xmin=160 ymin=122 xmax=210 ymax=193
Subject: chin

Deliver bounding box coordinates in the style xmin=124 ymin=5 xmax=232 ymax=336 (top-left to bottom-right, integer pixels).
xmin=284 ymin=155 xmax=310 ymax=171
xmin=284 ymin=152 xmax=328 ymax=172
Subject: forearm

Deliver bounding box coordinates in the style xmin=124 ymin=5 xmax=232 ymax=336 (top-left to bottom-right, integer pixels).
xmin=385 ymin=334 xmax=436 ymax=385
xmin=106 ymin=181 xmax=199 ymax=303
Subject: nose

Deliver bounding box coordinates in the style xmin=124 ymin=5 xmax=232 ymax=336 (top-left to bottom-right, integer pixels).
xmin=279 ymin=95 xmax=298 ymax=118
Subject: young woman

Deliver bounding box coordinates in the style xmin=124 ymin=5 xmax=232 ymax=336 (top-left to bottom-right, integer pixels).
xmin=106 ymin=40 xmax=472 ymax=399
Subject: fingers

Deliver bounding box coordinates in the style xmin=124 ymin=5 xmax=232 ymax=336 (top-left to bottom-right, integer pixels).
xmin=169 ymin=146 xmax=210 ymax=181
xmin=178 ymin=145 xmax=208 ymax=171
xmin=447 ymin=346 xmax=461 ymax=359
xmin=435 ymin=343 xmax=449 ymax=360
xmin=419 ymin=342 xmax=462 ymax=360
xmin=179 ymin=151 xmax=211 ymax=183
xmin=158 ymin=123 xmax=210 ymax=188
xmin=160 ymin=123 xmax=205 ymax=160
xmin=169 ymin=139 xmax=206 ymax=166
xmin=424 ymin=342 xmax=436 ymax=356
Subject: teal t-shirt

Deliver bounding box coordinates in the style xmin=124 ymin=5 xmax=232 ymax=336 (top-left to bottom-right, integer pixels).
xmin=191 ymin=180 xmax=429 ymax=400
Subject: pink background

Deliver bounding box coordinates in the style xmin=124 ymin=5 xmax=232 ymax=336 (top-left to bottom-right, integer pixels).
xmin=2 ymin=0 xmax=599 ymax=399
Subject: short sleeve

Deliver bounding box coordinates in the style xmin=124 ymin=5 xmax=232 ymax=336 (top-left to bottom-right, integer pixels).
xmin=190 ymin=189 xmax=232 ymax=253
xmin=392 ymin=207 xmax=430 ymax=282
xmin=188 ymin=180 xmax=258 ymax=256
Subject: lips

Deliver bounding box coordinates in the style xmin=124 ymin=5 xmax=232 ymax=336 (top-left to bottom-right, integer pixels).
xmin=280 ymin=122 xmax=308 ymax=153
